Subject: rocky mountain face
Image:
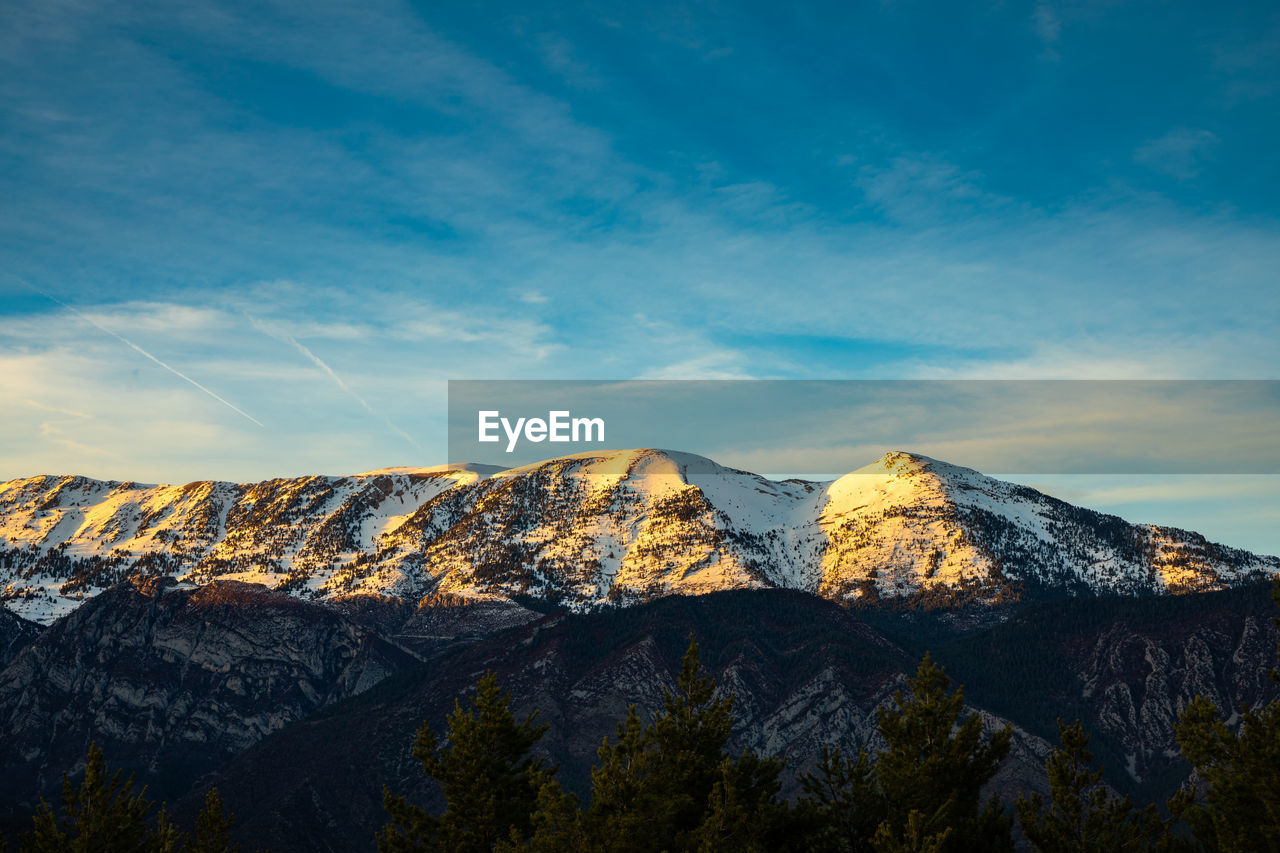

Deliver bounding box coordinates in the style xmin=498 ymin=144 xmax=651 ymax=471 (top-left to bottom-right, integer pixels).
xmin=0 ymin=466 xmax=482 ymax=622
xmin=890 ymin=583 xmax=1280 ymax=796
xmin=162 ymin=589 xmax=1032 ymax=852
xmin=1 ymin=577 xmax=1274 ymax=850
xmin=0 ymin=577 xmax=421 ymax=814
xmin=3 ymin=450 xmax=1277 ymax=624
xmin=164 ymin=585 xmax=1277 ymax=853
xmin=0 ymin=608 xmax=40 ymax=668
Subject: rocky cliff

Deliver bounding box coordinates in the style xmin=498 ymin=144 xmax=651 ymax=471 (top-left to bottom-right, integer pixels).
xmin=0 ymin=576 xmax=420 ymax=813
xmin=164 ymin=584 xmax=1278 ymax=852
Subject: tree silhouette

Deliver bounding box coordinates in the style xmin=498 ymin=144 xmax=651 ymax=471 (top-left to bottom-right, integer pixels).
xmin=510 ymin=636 xmax=798 ymax=852
xmin=24 ymin=742 xmax=154 ymax=852
xmin=1016 ymin=719 xmax=1170 ymax=852
xmin=379 ymin=672 xmax=556 ymax=853
xmin=798 ymin=746 xmax=881 ymax=852
xmin=189 ymin=790 xmax=240 ymax=853
xmin=583 ymin=636 xmax=746 ymax=850
xmin=874 ymin=653 xmax=1013 ymax=852
xmin=22 ymin=743 xmax=241 ymax=853
xmin=800 ymin=653 xmax=1014 ymax=852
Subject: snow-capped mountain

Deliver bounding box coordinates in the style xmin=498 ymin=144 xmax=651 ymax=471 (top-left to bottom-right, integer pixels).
xmin=2 ymin=449 xmax=1276 ymax=623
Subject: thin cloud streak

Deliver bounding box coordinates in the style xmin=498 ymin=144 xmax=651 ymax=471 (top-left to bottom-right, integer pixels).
xmin=245 ymin=312 xmax=423 ymax=452
xmin=24 ymin=399 xmax=93 ymax=419
xmin=12 ymin=278 xmax=265 ymax=428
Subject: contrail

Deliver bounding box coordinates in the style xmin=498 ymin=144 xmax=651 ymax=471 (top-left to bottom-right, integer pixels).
xmin=245 ymin=313 xmax=423 ymax=451
xmin=285 ymin=333 xmax=425 ymax=451
xmin=11 ymin=277 xmax=265 ymax=427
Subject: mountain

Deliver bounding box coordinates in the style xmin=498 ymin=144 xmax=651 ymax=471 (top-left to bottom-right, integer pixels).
xmin=0 ymin=576 xmax=422 ymax=815
xmin=168 ymin=585 xmax=1278 ymax=853
xmin=3 ymin=449 xmax=1277 ymax=623
xmin=3 ymin=579 xmax=1275 ymax=847
xmin=873 ymin=582 xmax=1280 ymax=796
xmin=169 ymin=589 xmax=1035 ymax=852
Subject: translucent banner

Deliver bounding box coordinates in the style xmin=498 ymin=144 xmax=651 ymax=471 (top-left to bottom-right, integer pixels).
xmin=447 ymin=380 xmax=1280 ymax=476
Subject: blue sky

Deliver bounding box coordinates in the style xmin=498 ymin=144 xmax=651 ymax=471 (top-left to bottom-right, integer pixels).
xmin=2 ymin=0 xmax=1279 ymax=550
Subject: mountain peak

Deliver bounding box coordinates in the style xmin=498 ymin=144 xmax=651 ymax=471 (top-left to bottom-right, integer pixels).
xmin=3 ymin=448 xmax=1277 ymax=624
xmin=356 ymin=463 xmax=507 ymax=481
xmin=874 ymin=450 xmax=935 ymax=472
xmin=495 ymin=448 xmax=727 ymax=482
xmin=868 ymin=450 xmax=987 ymax=481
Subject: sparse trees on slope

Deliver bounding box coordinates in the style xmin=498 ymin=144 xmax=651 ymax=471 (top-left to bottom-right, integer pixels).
xmin=1016 ymin=719 xmax=1171 ymax=852
xmin=378 ymin=671 xmax=557 ymax=853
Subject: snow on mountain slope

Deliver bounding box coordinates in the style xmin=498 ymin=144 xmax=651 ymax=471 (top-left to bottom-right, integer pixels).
xmin=357 ymin=449 xmax=826 ymax=608
xmin=815 ymin=452 xmax=1280 ymax=603
xmin=2 ymin=449 xmax=1276 ymax=624
xmin=0 ymin=469 xmax=478 ymax=622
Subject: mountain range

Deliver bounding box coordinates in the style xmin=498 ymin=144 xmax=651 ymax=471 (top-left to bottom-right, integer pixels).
xmin=2 ymin=449 xmax=1279 ymax=848
xmin=4 ymin=449 xmax=1277 ymax=625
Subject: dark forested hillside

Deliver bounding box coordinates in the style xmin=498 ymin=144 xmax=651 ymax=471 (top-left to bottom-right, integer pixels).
xmin=2 ymin=580 xmax=1275 ymax=850
xmin=143 ymin=584 xmax=1278 ymax=852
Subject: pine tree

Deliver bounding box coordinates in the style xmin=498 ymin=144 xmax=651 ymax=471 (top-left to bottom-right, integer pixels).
xmin=378 ymin=671 xmax=556 ymax=853
xmin=1170 ymin=578 xmax=1280 ymax=852
xmin=871 ymin=810 xmax=952 ymax=853
xmin=644 ymin=635 xmax=739 ymax=837
xmin=496 ymin=778 xmax=585 ymax=853
xmin=797 ymin=746 xmax=882 ymax=852
xmin=582 ymin=704 xmax=663 ymax=850
xmin=691 ymin=752 xmax=797 ymax=852
xmin=874 ymin=653 xmax=1014 ymax=853
xmin=578 ymin=636 xmax=795 ymax=852
xmin=801 ymin=654 xmax=1014 ymax=852
xmin=189 ymin=790 xmax=240 ymax=853
xmin=22 ymin=745 xmax=246 ymax=853
xmin=23 ymin=742 xmax=154 ymax=852
xmin=151 ymin=805 xmax=186 ymax=853
xmin=1016 ymin=719 xmax=1170 ymax=852
xmin=583 ymin=637 xmax=739 ymax=850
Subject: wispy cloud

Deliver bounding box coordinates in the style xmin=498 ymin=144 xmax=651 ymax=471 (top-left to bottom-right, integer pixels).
xmin=640 ymin=352 xmax=756 ymax=380
xmin=1135 ymin=128 xmax=1219 ymax=179
xmin=1032 ymin=1 xmax=1062 ymax=60
xmin=533 ymin=32 xmax=602 ymax=89
xmin=1 ymin=0 xmax=1278 ymax=497
xmin=14 ymin=280 xmax=264 ymax=427
xmin=855 ymin=155 xmax=1011 ymax=223
xmin=24 ymin=399 xmax=92 ymax=419
xmin=37 ymin=421 xmax=120 ymax=460
xmin=517 ymin=289 xmax=550 ymax=305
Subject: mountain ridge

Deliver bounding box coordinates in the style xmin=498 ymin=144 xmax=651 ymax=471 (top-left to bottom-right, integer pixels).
xmin=2 ymin=449 xmax=1276 ymax=624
